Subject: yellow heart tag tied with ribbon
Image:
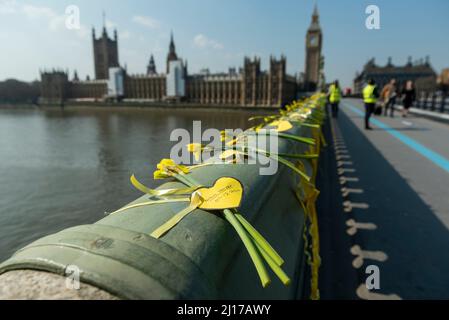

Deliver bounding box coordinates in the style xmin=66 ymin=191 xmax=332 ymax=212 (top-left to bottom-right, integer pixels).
xmin=268 ymin=120 xmax=293 ymax=132
xmin=194 ymin=177 xmax=243 ymax=210
xmin=150 ymin=177 xmax=243 ymax=239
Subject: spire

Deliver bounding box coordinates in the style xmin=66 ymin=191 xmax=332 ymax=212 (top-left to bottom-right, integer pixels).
xmin=309 ymin=3 xmax=320 ymax=31
xmin=147 ymin=54 xmax=157 ymax=75
xmin=169 ymin=31 xmax=176 ymax=53
xmin=166 ymin=30 xmax=178 ymax=73
xmin=102 ymin=11 xmax=107 ymax=35
xmin=313 ymin=2 xmax=318 ymax=17
xmin=387 ymin=56 xmax=393 ymax=67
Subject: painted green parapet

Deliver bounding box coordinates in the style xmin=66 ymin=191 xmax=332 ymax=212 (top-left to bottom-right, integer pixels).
xmin=0 ymin=97 xmax=325 ymax=300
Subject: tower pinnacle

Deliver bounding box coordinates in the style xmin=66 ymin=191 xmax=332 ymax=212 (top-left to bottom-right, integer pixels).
xmin=102 ymin=11 xmax=107 ymax=35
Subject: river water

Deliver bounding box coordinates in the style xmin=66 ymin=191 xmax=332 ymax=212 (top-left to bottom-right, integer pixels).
xmin=0 ymin=106 xmax=271 ymax=261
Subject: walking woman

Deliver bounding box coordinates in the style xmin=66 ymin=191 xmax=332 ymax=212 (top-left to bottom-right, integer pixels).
xmin=401 ymin=80 xmax=416 ymax=118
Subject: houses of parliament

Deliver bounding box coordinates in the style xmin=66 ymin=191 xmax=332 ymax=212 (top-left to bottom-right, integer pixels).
xmin=40 ymin=7 xmax=323 ymax=107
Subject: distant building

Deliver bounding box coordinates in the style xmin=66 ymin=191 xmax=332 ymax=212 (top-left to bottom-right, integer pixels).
xmin=186 ymin=56 xmax=297 ymax=106
xmin=40 ymin=70 xmax=69 ymax=103
xmin=40 ymin=69 xmax=107 ymax=103
xmin=40 ymin=31 xmax=298 ymax=106
xmin=167 ymin=60 xmax=186 ymax=99
xmin=40 ymin=7 xmax=323 ymax=107
xmin=107 ymin=67 xmax=125 ymax=99
xmin=0 ymin=79 xmax=40 ymax=103
xmin=354 ymin=56 xmax=437 ymax=94
xmin=92 ymin=25 xmax=119 ymax=80
xmin=437 ymin=68 xmax=449 ymax=92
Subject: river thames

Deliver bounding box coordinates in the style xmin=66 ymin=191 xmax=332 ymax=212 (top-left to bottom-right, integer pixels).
xmin=0 ymin=106 xmax=272 ymax=261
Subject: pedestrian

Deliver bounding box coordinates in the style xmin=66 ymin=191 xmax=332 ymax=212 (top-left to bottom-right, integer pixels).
xmin=401 ymin=80 xmax=416 ymax=118
xmin=328 ymin=80 xmax=342 ymax=118
xmin=363 ymin=79 xmax=380 ymax=130
xmin=381 ymin=79 xmax=397 ymax=117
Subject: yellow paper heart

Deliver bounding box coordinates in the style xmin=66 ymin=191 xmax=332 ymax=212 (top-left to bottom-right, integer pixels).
xmin=194 ymin=177 xmax=243 ymax=210
xmin=269 ymin=120 xmax=293 ymax=132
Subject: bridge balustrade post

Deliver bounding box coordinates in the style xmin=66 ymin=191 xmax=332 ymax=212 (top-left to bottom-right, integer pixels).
xmin=422 ymin=92 xmax=427 ymax=109
xmin=431 ymin=92 xmax=437 ymax=111
xmin=441 ymin=92 xmax=448 ymax=113
xmin=418 ymin=91 xmax=424 ymax=109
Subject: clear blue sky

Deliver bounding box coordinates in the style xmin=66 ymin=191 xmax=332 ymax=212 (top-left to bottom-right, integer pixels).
xmin=1 ymin=0 xmax=448 ymax=88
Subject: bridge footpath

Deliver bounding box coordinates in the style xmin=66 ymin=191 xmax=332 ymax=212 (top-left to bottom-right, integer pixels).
xmin=318 ymin=98 xmax=449 ymax=299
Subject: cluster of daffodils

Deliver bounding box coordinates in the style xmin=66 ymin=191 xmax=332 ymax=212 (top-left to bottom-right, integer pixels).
xmin=112 ymin=94 xmax=327 ymax=294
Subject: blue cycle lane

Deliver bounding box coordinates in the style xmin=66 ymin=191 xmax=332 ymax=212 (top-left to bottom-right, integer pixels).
xmin=325 ymin=98 xmax=449 ymax=299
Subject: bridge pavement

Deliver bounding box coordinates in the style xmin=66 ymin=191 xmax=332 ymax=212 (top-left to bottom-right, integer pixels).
xmin=317 ymin=98 xmax=449 ymax=300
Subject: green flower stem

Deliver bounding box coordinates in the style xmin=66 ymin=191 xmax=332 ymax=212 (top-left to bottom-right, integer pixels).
xmin=275 ymin=155 xmax=310 ymax=182
xmin=174 ymin=173 xmax=271 ymax=288
xmin=278 ymin=133 xmax=316 ymax=145
xmin=288 ymin=121 xmax=320 ymax=128
xmin=174 ymin=172 xmax=197 ymax=188
xmin=249 ymin=148 xmax=311 ymax=182
xmin=277 ymin=153 xmax=319 ymax=160
xmin=252 ymin=237 xmax=291 ymax=286
xmin=233 ymin=212 xmax=284 ymax=266
xmin=222 ymin=208 xmax=271 ymax=288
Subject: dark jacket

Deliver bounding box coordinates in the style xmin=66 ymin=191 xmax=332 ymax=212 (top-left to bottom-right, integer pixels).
xmin=402 ymin=88 xmax=416 ymax=107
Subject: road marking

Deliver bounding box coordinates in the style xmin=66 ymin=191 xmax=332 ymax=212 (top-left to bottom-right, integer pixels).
xmin=356 ymin=284 xmax=402 ymax=300
xmin=343 ymin=102 xmax=449 ymax=174
xmin=340 ymin=176 xmax=360 ymax=184
xmin=351 ymin=245 xmax=388 ymax=269
xmin=337 ymin=161 xmax=353 ymax=167
xmin=343 ymin=201 xmax=370 ymax=213
xmin=336 ymin=154 xmax=351 ymax=160
xmin=402 ymin=121 xmax=413 ymax=126
xmin=346 ymin=219 xmax=377 ymax=236
xmin=341 ymin=187 xmax=364 ymax=197
xmin=338 ymin=168 xmax=356 ymax=175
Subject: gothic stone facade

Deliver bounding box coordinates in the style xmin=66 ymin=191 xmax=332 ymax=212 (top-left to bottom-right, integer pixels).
xmin=93 ymin=27 xmax=119 ymax=80
xmin=40 ymin=70 xmax=107 ymax=103
xmin=186 ymin=56 xmax=297 ymax=106
xmin=41 ymin=9 xmax=330 ymax=107
xmin=41 ymin=45 xmax=298 ymax=107
xmin=354 ymin=57 xmax=437 ymax=94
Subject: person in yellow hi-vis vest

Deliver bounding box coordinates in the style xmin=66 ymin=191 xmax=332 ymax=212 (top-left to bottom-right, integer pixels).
xmin=328 ymin=80 xmax=342 ymax=118
xmin=363 ymin=79 xmax=380 ymax=130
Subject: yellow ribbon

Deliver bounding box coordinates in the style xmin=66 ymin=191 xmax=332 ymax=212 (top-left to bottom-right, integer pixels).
xmin=296 ymin=157 xmax=322 ymax=300
xmin=131 ymin=174 xmax=199 ymax=197
xmin=151 ymin=192 xmax=204 ymax=239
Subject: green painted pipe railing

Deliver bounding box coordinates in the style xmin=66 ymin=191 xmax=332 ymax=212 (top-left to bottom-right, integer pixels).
xmin=0 ymin=97 xmax=325 ymax=300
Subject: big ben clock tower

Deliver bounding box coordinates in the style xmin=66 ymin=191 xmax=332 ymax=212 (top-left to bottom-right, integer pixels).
xmin=304 ymin=5 xmax=322 ymax=91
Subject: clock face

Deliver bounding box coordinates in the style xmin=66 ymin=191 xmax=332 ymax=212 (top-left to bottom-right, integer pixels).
xmin=309 ymin=35 xmax=318 ymax=47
